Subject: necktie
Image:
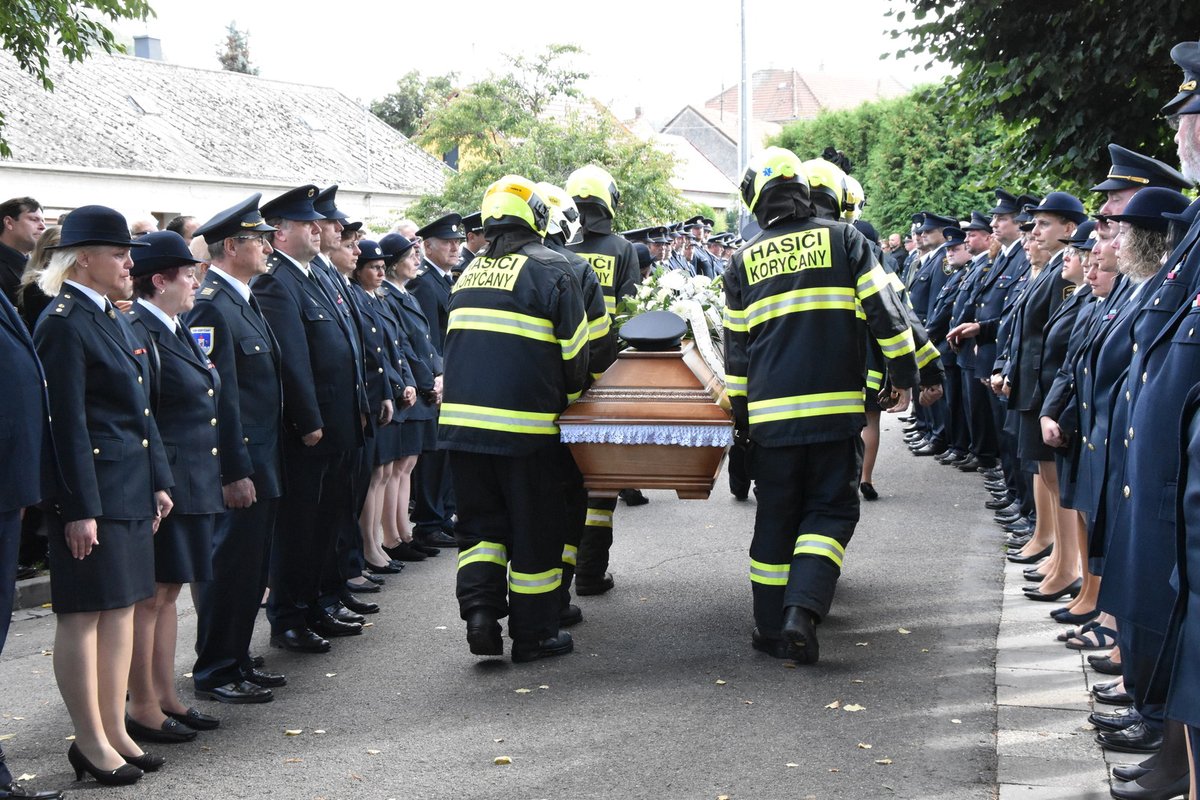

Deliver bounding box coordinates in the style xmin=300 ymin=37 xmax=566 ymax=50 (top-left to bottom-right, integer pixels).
xmin=176 ymin=322 xmax=196 ymax=354
xmin=104 ymin=299 xmax=116 ymax=319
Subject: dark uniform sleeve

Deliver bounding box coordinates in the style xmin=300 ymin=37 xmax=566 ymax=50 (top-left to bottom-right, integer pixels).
xmin=186 ymin=301 xmax=253 ymax=485
xmin=252 ymin=273 xmax=325 ymax=437
xmin=581 ymin=266 xmax=616 ymax=381
xmin=847 ymin=227 xmax=920 ymax=390
xmin=615 ymin=240 xmax=640 ymax=303
xmin=35 ymin=318 xmax=100 ymax=521
xmin=723 ymin=253 xmax=749 ymax=431
xmin=552 ymin=272 xmax=590 ymax=404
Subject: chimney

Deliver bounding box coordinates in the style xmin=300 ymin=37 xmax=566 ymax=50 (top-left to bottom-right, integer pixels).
xmin=133 ymin=35 xmax=162 ymax=61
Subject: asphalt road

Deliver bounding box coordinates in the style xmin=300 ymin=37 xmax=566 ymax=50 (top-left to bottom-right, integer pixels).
xmin=1 ymin=423 xmax=1004 ymax=800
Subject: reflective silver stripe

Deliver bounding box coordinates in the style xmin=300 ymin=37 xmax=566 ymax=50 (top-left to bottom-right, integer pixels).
xmin=749 ymin=559 xmax=789 ymax=586
xmin=748 ymin=394 xmax=864 ymax=423
xmin=448 ymin=310 xmax=555 ymax=342
xmin=458 ymin=543 xmax=507 ymax=568
xmin=509 ymin=569 xmax=562 ymax=594
xmin=561 ymin=545 xmax=578 ymax=566
xmin=585 ymin=509 xmax=613 ymax=526
xmin=744 ymin=291 xmax=856 ymax=329
xmin=793 ymin=535 xmax=845 ymax=568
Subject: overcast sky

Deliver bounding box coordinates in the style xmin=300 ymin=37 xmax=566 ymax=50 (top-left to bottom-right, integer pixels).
xmin=113 ymin=0 xmax=950 ymax=124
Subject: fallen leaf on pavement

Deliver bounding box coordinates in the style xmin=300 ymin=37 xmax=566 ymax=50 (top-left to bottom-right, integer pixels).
xmin=183 ymin=672 xmax=193 ymax=678
xmin=10 ymin=717 xmax=23 ymax=721
xmin=851 ymin=679 xmax=864 ymax=684
xmin=715 ymin=679 xmax=727 ymax=686
xmin=284 ymin=758 xmax=302 ymax=764
xmin=844 ymin=704 xmax=866 ymax=712
xmin=951 ymin=719 xmax=961 ymax=724
xmin=64 ymin=735 xmax=74 ymax=741
xmin=0 ymin=735 xmax=14 ymax=742
xmin=284 ymin=729 xmax=303 ymax=736
xmin=875 ymin=758 xmax=893 ymax=765
xmin=785 ymin=762 xmax=798 ymax=768
xmin=515 ymin=688 xmax=532 ymax=694
xmin=16 ymin=774 xmax=35 ymax=781
xmin=743 ymin=700 xmax=754 ymax=705
xmin=313 ymin=730 xmax=326 ymax=735
xmin=858 ymin=743 xmax=872 ymax=749
xmin=434 ymin=626 xmax=447 ymax=630
xmin=855 ymin=642 xmax=869 ymax=647
xmin=897 ymin=628 xmax=911 ymax=635
xmin=494 ymin=756 xmax=512 ymax=765
xmin=829 ymin=768 xmax=840 ymax=773
xmin=493 ymin=738 xmax=504 ymax=743
xmin=367 ymin=750 xmax=381 ymax=755
xmin=325 ymin=673 xmax=337 ymax=678
xmin=538 ymin=685 xmax=549 ymax=690
xmin=825 ymin=700 xmax=841 ymax=709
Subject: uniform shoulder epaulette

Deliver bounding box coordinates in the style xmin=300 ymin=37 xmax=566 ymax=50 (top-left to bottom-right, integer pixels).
xmin=48 ymin=291 xmax=80 ymax=317
xmin=198 ymin=279 xmax=221 ymax=298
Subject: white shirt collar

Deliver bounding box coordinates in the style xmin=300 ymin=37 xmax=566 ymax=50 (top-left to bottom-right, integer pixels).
xmin=207 ymin=266 xmax=252 ymax=302
xmin=274 ymin=250 xmax=310 ymax=277
xmin=135 ymin=297 xmax=179 ymax=331
xmin=63 ymin=279 xmax=108 ymax=312
xmin=1001 ymin=239 xmax=1021 ymax=257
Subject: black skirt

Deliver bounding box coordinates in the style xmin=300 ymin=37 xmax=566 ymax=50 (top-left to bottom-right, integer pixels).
xmin=154 ymin=512 xmax=215 ymax=584
xmin=1016 ymin=409 xmax=1056 ymax=463
xmin=47 ymin=515 xmax=155 ymax=613
xmin=402 ymin=418 xmax=432 ymax=456
xmin=374 ymin=420 xmax=405 ymax=465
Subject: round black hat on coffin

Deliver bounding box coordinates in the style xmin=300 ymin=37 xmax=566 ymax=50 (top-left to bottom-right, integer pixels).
xmin=621 ymin=310 xmax=688 ymax=351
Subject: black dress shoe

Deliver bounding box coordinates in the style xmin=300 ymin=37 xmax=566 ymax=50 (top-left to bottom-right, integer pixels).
xmin=955 ymin=455 xmax=982 ymax=471
xmin=512 ymin=631 xmax=573 ymax=663
xmin=934 ymin=450 xmax=959 ymax=464
xmin=164 ymin=706 xmax=220 ymax=730
xmin=912 ymin=441 xmax=947 ymax=456
xmin=345 ymin=579 xmax=381 ymax=593
xmin=365 ymin=560 xmax=403 ymax=574
xmin=559 ymin=604 xmax=583 ymax=627
xmin=119 ymin=750 xmax=165 ymax=772
xmin=574 ymin=572 xmax=615 ymax=596
xmin=1089 ymin=707 xmax=1140 ymax=732
xmin=325 ymin=603 xmax=366 ymax=625
xmin=418 ymin=530 xmax=458 ymax=548
xmin=619 ymin=488 xmax=650 ymax=506
xmin=195 ymin=680 xmax=273 ymax=704
xmin=986 ymin=495 xmax=1015 ymax=510
xmin=1005 ymin=534 xmax=1033 ymax=549
xmin=465 ymin=608 xmax=503 ymax=656
xmin=1110 ymin=773 xmax=1190 ymax=800
xmin=240 ymin=665 xmax=287 ymax=688
xmin=1096 ymin=722 xmax=1163 ymax=754
xmin=1112 ymin=763 xmax=1152 ymax=782
xmin=859 ymin=481 xmax=878 ymax=501
xmin=126 ymin=714 xmax=197 ymax=743
xmin=1024 ymin=577 xmax=1082 ymax=602
xmin=1095 ymin=686 xmax=1136 ymax=706
xmin=1007 ymin=545 xmax=1052 ymax=564
xmin=0 ymin=781 xmax=64 ymax=799
xmin=411 ymin=541 xmax=440 ymax=556
xmin=339 ymin=592 xmax=380 ymax=615
xmin=1089 ymin=654 xmax=1124 ymax=675
xmin=271 ymin=627 xmax=331 ymax=653
xmin=781 ymin=606 xmax=819 ymax=665
xmin=750 ymin=627 xmax=809 ymax=660
xmin=1023 ymin=568 xmax=1045 ymax=582
xmin=308 ymin=610 xmax=362 ymax=637
xmin=250 ymin=654 xmax=265 ymax=668
xmin=1003 ymin=519 xmax=1034 ymax=534
xmin=383 ymin=541 xmax=427 ymax=562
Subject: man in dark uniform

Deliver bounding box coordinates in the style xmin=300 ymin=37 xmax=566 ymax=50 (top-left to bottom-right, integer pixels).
xmin=907 ymin=212 xmax=956 ymax=456
xmin=565 ymin=165 xmax=641 ymax=596
xmin=407 ymin=213 xmax=465 ymax=550
xmin=1093 ymin=142 xmax=1192 ymax=217
xmin=725 ymin=147 xmax=919 ymax=664
xmin=686 ymin=215 xmax=717 ymax=278
xmin=0 ymin=263 xmax=62 ymax=799
xmin=924 ymin=226 xmax=973 ymax=465
xmin=442 ymin=175 xmax=588 ymax=662
xmin=0 ymin=197 xmax=45 ymax=306
xmin=187 ymin=195 xmax=287 ymax=703
xmin=459 ymin=211 xmax=486 ymax=277
xmin=253 ymin=185 xmax=366 ymax=653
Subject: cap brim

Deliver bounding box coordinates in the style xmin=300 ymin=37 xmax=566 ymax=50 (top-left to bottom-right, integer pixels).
xmin=1162 ymin=91 xmax=1200 ymax=116
xmin=1090 ymin=178 xmax=1140 ymax=192
xmin=48 ymin=237 xmax=151 ymax=249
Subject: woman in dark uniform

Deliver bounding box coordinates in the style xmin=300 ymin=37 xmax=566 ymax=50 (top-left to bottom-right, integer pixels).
xmin=346 ymin=238 xmax=416 ymax=572
xmin=125 ymin=231 xmax=223 ymax=744
xmin=33 ymin=206 xmax=173 ymax=786
xmin=378 ymin=234 xmax=441 ymax=563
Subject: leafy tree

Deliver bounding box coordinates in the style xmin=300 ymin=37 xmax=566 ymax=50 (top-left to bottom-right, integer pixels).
xmin=408 ymin=44 xmax=688 ymax=229
xmin=217 ymin=21 xmax=258 ymax=75
xmin=0 ymin=0 xmax=154 ymax=156
xmin=371 ymin=70 xmax=457 ymax=138
xmin=773 ymin=92 xmax=1004 ymax=238
xmin=884 ymin=1 xmax=1200 ymax=189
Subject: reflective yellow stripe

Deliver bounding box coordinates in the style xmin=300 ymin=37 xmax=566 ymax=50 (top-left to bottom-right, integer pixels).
xmin=509 ymin=567 xmax=562 ymax=595
xmin=725 ymin=373 xmax=748 ymax=397
xmin=877 ymin=328 xmax=916 ymax=358
xmin=916 ymin=340 xmax=939 ymax=368
xmin=743 ymin=287 xmax=857 ymax=330
xmin=447 ymin=307 xmax=556 ymax=345
xmin=588 ymin=314 xmax=611 ymax=341
xmin=567 ymin=389 xmax=582 ymax=403
xmin=856 ymin=263 xmax=891 ymax=301
xmin=723 ymin=306 xmax=748 ymax=333
xmin=440 ymin=403 xmax=559 ymax=435
xmin=604 ymin=296 xmax=616 ymax=316
xmin=458 ymin=541 xmax=507 ymax=569
xmin=559 ymin=317 xmax=588 ymax=361
xmin=887 ymin=272 xmax=904 ymax=292
xmin=590 ymin=372 xmax=605 ymax=381
xmin=561 ymin=544 xmax=577 ymax=566
xmin=865 ymin=369 xmax=883 ymax=391
xmin=793 ymin=534 xmax=845 ymax=568
xmin=748 ymin=391 xmax=865 ymax=424
xmin=585 ymin=507 xmax=613 ymax=527
xmin=749 ymin=559 xmax=789 ymax=586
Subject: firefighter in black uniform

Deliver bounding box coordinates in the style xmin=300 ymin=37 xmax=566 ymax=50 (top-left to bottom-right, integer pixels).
xmin=440 ymin=175 xmax=590 ymax=663
xmin=565 ymin=165 xmax=641 ymax=597
xmin=725 ymin=147 xmax=921 ymax=664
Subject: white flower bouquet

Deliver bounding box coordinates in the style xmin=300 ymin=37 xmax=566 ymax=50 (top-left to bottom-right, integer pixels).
xmin=615 ymin=267 xmax=725 ymax=378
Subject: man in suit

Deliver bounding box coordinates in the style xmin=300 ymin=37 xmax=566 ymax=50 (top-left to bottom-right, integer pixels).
xmin=187 ymin=195 xmax=288 ymax=703
xmin=0 ymin=197 xmax=45 ymax=306
xmin=907 ymin=213 xmax=955 ymax=456
xmin=0 ymin=283 xmax=62 ymax=799
xmin=253 ymin=185 xmax=366 ymax=653
xmin=406 ymin=213 xmax=464 ymax=550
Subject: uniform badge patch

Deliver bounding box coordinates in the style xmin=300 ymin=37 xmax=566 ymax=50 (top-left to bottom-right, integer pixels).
xmin=191 ymin=327 xmax=214 ymax=355
xmin=1063 ymin=286 xmax=1076 ymax=300
xmin=200 ymin=287 xmax=215 ymax=296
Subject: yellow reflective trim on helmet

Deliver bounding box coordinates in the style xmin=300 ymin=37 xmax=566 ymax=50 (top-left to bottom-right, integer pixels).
xmin=509 ymin=567 xmax=562 ymax=595
xmin=458 ymin=541 xmax=507 ymax=569
xmin=482 ymin=174 xmax=548 ymax=235
xmin=439 ymin=403 xmax=559 ymax=435
xmin=749 ymin=558 xmax=790 ymax=586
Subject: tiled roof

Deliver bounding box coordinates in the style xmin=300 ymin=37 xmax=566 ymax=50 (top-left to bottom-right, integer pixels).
xmin=0 ymin=51 xmax=447 ymax=194
xmin=662 ymin=105 xmax=781 ymax=148
xmin=704 ymin=69 xmax=908 ymax=124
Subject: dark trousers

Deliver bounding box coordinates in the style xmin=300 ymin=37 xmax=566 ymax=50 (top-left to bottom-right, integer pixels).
xmin=577 ymin=494 xmax=616 ymax=580
xmin=0 ymin=509 xmax=21 ymax=785
xmin=193 ymin=498 xmax=278 ymax=690
xmin=1117 ymin=617 xmax=1167 ymax=734
xmin=452 ymin=447 xmax=568 ymax=642
xmin=942 ymin=362 xmax=969 ymax=454
xmin=962 ymin=367 xmax=998 ymax=462
xmin=268 ymin=444 xmax=349 ymax=633
xmin=749 ymin=438 xmax=862 ymax=634
xmin=322 ymin=442 xmax=371 ymax=607
xmin=412 ymin=438 xmax=455 ymax=536
xmin=928 ymin=393 xmax=948 ymax=446
xmin=728 ymin=441 xmax=751 ymax=498
xmin=560 ymin=451 xmax=587 ymax=610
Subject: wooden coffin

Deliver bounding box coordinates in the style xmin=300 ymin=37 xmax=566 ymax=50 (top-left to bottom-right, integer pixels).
xmin=558 ymin=340 xmax=733 ymax=500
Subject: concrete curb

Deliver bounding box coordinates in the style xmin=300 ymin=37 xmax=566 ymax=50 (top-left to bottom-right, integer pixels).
xmin=13 ymin=574 xmax=51 ymax=612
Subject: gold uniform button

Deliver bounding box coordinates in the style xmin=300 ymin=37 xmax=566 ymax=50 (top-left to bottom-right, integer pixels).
xmin=377 ymin=367 xmax=384 ymax=373
xmin=1154 ymin=298 xmax=1160 ymax=305
xmin=254 ymin=345 xmax=261 ymax=351
xmin=141 ymin=439 xmax=149 ymax=448
xmin=1088 ymin=443 xmax=1095 ymax=451
xmin=1123 ymin=485 xmax=1131 ymax=498
xmin=376 ymin=347 xmax=382 ymax=353
xmin=1142 ymin=372 xmax=1148 ymax=383
xmin=371 ymin=327 xmax=377 ymax=333
xmin=144 ymin=408 xmax=150 ymax=416
xmin=137 ymin=376 xmax=143 ymax=383
xmin=211 ymin=448 xmax=218 ymax=456
xmin=210 ymin=418 xmax=218 ymax=426
xmin=244 ymin=437 xmax=250 ymax=444
xmin=207 ymin=389 xmax=215 ymax=397
xmin=1133 ymin=343 xmax=1139 ymax=353
xmin=1082 ymin=402 xmax=1087 ymax=410
xmin=1129 ymin=427 xmax=1134 ymax=439
xmin=93 ymin=448 xmax=100 ymax=455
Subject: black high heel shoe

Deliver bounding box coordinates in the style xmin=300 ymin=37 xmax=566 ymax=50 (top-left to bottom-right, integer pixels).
xmin=1024 ymin=577 xmax=1083 ymax=602
xmin=67 ymin=742 xmax=143 ymax=785
xmin=120 ymin=750 xmax=166 ymax=772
